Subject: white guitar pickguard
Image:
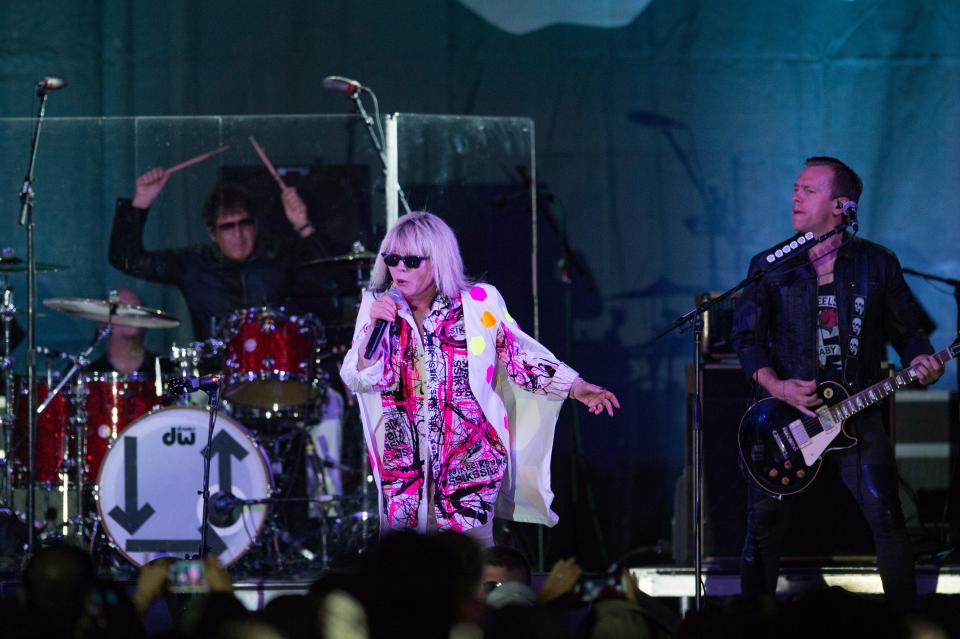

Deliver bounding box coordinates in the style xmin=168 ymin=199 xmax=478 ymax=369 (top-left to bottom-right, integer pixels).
xmin=794 ymin=406 xmax=842 ymax=466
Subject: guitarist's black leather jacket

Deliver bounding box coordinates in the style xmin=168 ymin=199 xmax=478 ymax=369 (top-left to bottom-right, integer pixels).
xmin=732 ymin=234 xmax=933 ymax=393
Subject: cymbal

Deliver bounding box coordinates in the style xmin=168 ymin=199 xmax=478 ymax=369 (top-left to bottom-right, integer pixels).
xmin=0 ymin=256 xmax=67 ymax=273
xmin=302 ymin=249 xmax=376 ymax=267
xmin=43 ymin=297 xmax=180 ymax=328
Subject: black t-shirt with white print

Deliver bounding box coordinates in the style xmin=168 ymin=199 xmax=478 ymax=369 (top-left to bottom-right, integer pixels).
xmin=816 ymin=281 xmax=843 ymax=383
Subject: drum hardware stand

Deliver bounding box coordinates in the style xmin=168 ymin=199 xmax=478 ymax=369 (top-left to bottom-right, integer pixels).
xmin=228 ymin=494 xmax=336 ymax=571
xmin=304 ymin=439 xmax=334 ymax=568
xmin=36 ymin=294 xmax=117 ymax=541
xmin=198 ymin=379 xmax=224 ymax=558
xmin=17 ymin=79 xmax=61 ymax=552
xmin=1 ymin=280 xmax=18 ymax=509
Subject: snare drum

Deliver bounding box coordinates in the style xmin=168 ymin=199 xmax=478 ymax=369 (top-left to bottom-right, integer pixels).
xmin=12 ymin=381 xmax=72 ymax=485
xmin=79 ymin=372 xmax=162 ymax=481
xmin=96 ymin=407 xmax=272 ymax=567
xmin=220 ymin=307 xmax=324 ymax=409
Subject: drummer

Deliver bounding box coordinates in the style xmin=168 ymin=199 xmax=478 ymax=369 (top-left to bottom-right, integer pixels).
xmin=87 ymin=288 xmax=165 ymax=376
xmin=109 ymin=168 xmax=327 ymax=340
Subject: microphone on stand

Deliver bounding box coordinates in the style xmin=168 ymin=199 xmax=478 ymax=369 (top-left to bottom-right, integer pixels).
xmin=841 ymin=200 xmax=859 ymax=232
xmin=322 ymin=75 xmax=364 ymax=95
xmin=363 ymin=288 xmax=405 ymax=360
xmin=208 ymin=491 xmax=243 ymax=527
xmin=165 ymin=374 xmax=224 ymax=398
xmin=36 ymin=77 xmax=67 ymax=92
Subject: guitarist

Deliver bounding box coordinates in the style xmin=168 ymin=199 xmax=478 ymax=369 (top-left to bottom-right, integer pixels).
xmin=731 ymin=156 xmax=943 ymax=611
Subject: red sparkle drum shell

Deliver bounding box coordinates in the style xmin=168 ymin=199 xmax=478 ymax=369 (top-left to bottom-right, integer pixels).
xmin=81 ymin=372 xmax=163 ymax=482
xmin=220 ymin=307 xmax=324 ymax=409
xmin=13 ymin=381 xmax=71 ymax=485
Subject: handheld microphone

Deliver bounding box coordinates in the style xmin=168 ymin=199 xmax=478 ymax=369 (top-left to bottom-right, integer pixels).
xmin=322 ymin=75 xmax=363 ymax=95
xmin=166 ymin=374 xmax=224 ymax=396
xmin=363 ymin=288 xmax=405 ymax=360
xmin=36 ymin=77 xmax=67 ymax=91
xmin=841 ymin=200 xmax=859 ymax=232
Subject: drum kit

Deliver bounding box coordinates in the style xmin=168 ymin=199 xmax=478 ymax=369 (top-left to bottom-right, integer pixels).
xmin=0 ymin=247 xmax=379 ymax=577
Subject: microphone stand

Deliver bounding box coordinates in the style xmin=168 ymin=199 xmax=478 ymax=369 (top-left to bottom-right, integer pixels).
xmin=656 ymin=222 xmax=851 ymax=610
xmin=198 ymin=381 xmax=223 ymax=558
xmin=17 ymin=83 xmax=53 ymax=552
xmin=349 ymin=88 xmax=412 ymax=215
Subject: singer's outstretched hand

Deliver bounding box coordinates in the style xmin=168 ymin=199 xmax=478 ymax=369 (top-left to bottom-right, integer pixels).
xmin=132 ymin=168 xmax=170 ymax=210
xmin=570 ymin=378 xmax=620 ymax=416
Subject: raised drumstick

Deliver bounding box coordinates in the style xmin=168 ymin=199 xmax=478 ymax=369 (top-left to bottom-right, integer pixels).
xmin=165 ymin=145 xmax=230 ymax=175
xmin=248 ymin=135 xmax=287 ymax=190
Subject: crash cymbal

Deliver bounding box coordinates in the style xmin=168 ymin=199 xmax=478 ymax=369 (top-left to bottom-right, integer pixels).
xmin=302 ymin=249 xmax=377 ymax=267
xmin=43 ymin=297 xmax=180 ymax=328
xmin=0 ymin=256 xmax=67 ymax=273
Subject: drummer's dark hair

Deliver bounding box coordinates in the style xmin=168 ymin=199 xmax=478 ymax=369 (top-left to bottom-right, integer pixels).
xmin=203 ymin=183 xmax=257 ymax=229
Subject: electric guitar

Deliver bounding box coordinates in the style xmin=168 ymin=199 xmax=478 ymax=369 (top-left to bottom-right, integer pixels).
xmin=738 ymin=335 xmax=959 ymax=496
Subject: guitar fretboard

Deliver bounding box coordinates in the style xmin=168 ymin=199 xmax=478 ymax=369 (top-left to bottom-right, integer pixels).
xmin=830 ymin=344 xmax=958 ymax=422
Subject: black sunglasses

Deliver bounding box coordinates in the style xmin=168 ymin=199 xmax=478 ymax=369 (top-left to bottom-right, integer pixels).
xmin=381 ymin=252 xmax=428 ymax=268
xmin=482 ymin=581 xmax=503 ymax=594
xmin=215 ymin=217 xmax=255 ymax=233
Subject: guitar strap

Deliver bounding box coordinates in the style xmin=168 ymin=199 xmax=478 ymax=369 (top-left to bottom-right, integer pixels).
xmin=843 ymin=245 xmax=868 ymax=389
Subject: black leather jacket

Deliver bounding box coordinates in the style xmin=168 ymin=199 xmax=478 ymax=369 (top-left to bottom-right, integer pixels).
xmin=108 ymin=198 xmax=327 ymax=339
xmin=732 ymin=234 xmax=933 ymax=392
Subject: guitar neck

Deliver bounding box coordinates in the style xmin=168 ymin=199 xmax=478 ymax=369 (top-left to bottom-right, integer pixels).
xmin=832 ymin=344 xmax=958 ymax=421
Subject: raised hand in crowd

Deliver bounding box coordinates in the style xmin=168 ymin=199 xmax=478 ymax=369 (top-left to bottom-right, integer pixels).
xmin=537 ymin=557 xmax=582 ymax=604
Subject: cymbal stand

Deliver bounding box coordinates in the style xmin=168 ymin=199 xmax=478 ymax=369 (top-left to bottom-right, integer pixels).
xmin=37 ymin=299 xmax=116 ymax=541
xmin=348 ymin=241 xmax=372 ymax=292
xmin=304 ymin=436 xmax=331 ymax=568
xmin=1 ymin=281 xmax=16 ymax=507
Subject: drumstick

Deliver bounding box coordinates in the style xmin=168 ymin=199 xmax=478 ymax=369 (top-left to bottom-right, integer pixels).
xmin=165 ymin=145 xmax=230 ymax=175
xmin=248 ymin=135 xmax=287 ymax=189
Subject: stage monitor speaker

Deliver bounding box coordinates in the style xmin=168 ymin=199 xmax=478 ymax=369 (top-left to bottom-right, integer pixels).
xmin=893 ymin=389 xmax=958 ymax=547
xmin=676 ymin=364 xmax=878 ymax=562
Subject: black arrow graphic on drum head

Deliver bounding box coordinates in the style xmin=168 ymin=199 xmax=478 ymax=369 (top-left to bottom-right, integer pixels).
xmin=108 ymin=437 xmax=156 ymax=535
xmin=204 ymin=430 xmax=248 ymax=494
xmin=199 ymin=524 xmax=228 ymax=555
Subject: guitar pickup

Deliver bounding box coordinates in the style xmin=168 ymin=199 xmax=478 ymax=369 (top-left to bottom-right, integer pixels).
xmin=788 ymin=420 xmax=810 ymax=448
xmin=771 ymin=430 xmax=790 ymax=459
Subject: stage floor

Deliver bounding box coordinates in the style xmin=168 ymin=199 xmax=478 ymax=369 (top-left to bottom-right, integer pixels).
xmin=629 ymin=560 xmax=960 ymax=598
xmin=232 ymin=560 xmax=960 ymax=609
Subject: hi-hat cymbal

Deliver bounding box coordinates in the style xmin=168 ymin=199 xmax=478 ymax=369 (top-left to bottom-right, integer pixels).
xmin=43 ymin=297 xmax=180 ymax=328
xmin=302 ymin=249 xmax=376 ymax=267
xmin=0 ymin=256 xmax=67 ymax=273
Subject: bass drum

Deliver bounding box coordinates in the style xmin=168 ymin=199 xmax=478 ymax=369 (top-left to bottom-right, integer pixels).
xmin=96 ymin=407 xmax=272 ymax=567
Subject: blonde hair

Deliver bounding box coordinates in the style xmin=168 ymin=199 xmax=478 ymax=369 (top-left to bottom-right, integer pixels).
xmin=369 ymin=211 xmax=472 ymax=298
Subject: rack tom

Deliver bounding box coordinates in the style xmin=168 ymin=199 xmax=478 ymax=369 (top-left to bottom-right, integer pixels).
xmin=219 ymin=307 xmax=324 ymax=410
